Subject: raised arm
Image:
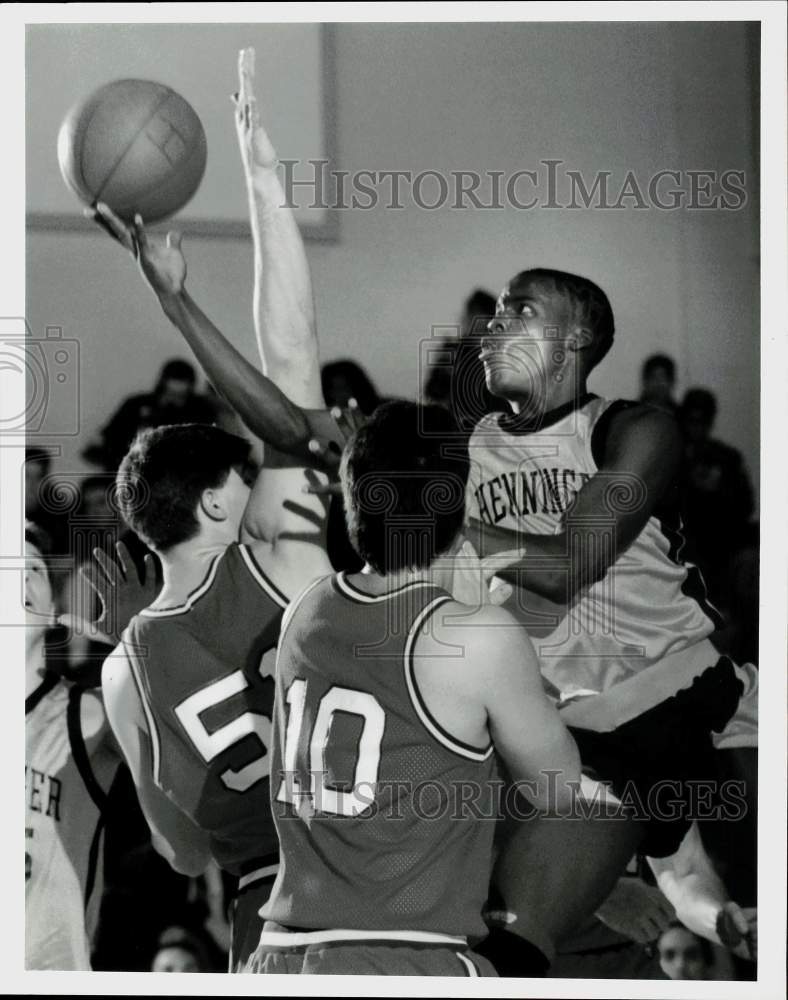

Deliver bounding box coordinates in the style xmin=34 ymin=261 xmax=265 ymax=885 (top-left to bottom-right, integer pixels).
xmin=90 ymin=203 xmax=315 ymax=457
xmin=234 ymin=47 xmax=322 ymax=408
xmin=471 ymin=405 xmax=682 ymax=603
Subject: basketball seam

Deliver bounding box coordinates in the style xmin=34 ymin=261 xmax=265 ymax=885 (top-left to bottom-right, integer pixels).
xmin=93 ymin=87 xmax=175 ymax=208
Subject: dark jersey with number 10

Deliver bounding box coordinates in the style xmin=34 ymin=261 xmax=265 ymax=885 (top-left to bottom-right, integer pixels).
xmin=122 ymin=542 xmax=287 ymax=877
xmin=264 ymin=572 xmax=500 ymax=941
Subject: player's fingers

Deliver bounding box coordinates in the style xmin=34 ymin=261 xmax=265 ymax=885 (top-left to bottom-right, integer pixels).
xmin=78 ymin=563 xmax=102 ymax=601
xmin=89 ymin=203 xmax=134 ymax=251
xmin=143 ymin=552 xmax=157 ymax=586
xmin=166 ymin=230 xmax=183 ymax=251
xmin=93 ymin=546 xmax=119 ymax=587
xmin=725 ymin=902 xmax=750 ymax=937
xmin=133 ymin=213 xmax=148 ymax=248
xmin=113 ymin=541 xmax=131 ymax=581
xmin=346 ymin=397 xmax=366 ymax=432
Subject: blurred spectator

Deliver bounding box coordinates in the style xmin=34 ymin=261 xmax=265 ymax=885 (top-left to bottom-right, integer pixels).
xmin=151 ymin=927 xmax=211 ymax=973
xmin=82 ymin=359 xmax=217 ymax=471
xmin=25 ymin=447 xmax=70 ymax=557
xmin=423 ymin=289 xmax=500 ymax=432
xmin=321 ymin=359 xmax=380 ymax=416
xmin=640 ymin=353 xmax=678 ymax=414
xmin=657 ymin=924 xmax=715 ymax=980
xmin=678 ymin=388 xmax=754 ymax=606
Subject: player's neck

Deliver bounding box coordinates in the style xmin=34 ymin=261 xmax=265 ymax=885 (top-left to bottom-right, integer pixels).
xmin=352 ymin=564 xmax=434 ymax=595
xmin=507 ymin=377 xmax=586 ymax=416
xmin=153 ymin=540 xmax=227 ymax=608
xmin=25 ymin=634 xmax=47 ymax=698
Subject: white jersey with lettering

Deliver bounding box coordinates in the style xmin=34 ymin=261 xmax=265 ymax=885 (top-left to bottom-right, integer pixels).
xmin=466 ymin=394 xmax=723 ymax=714
xmin=25 ymin=674 xmax=119 ymax=970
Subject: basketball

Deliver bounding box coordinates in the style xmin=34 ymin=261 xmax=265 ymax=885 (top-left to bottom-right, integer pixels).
xmin=57 ymin=78 xmax=207 ymax=224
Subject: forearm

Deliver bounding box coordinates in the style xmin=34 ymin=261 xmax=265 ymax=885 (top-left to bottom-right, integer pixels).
xmin=472 ymin=518 xmax=587 ymax=603
xmin=247 ymin=168 xmax=322 ymax=407
xmin=157 ymin=288 xmax=311 ymax=452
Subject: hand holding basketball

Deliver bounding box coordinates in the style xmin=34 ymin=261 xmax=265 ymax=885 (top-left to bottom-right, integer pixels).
xmin=91 ymin=202 xmax=187 ymax=297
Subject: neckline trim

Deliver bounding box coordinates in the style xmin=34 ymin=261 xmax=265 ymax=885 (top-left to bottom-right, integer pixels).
xmin=334 ymin=571 xmax=435 ymax=605
xmin=498 ymin=392 xmax=596 ymax=435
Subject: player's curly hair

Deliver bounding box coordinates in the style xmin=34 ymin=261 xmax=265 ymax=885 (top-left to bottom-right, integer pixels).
xmin=341 ymin=401 xmax=469 ymax=575
xmin=511 ymin=268 xmax=615 ymax=370
xmin=116 ymin=424 xmax=250 ymax=552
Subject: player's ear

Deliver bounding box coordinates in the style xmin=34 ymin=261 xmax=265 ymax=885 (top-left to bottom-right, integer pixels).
xmin=568 ymin=325 xmax=594 ymax=353
xmin=198 ymin=487 xmax=228 ymax=524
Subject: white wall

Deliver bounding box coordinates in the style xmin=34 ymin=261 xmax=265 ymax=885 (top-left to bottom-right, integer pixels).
xmin=26 ymin=22 xmax=759 ymax=502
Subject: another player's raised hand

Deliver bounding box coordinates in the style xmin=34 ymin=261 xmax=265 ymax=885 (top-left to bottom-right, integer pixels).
xmin=59 ymin=542 xmax=159 ymax=646
xmin=89 ymin=202 xmax=186 ymax=297
xmin=302 ymin=399 xmax=367 ymax=494
xmin=596 ymin=877 xmax=676 ymax=944
xmin=232 ymin=47 xmax=278 ymax=175
xmin=717 ymin=902 xmax=757 ymax=962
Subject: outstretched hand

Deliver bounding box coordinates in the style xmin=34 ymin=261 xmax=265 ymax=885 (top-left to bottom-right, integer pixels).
xmin=233 ymin=46 xmax=278 ymax=174
xmin=717 ymin=902 xmax=757 ymax=962
xmin=88 ymin=201 xmax=186 ymax=297
xmin=301 ymin=399 xmax=367 ymax=495
xmin=59 ymin=542 xmax=159 ymax=646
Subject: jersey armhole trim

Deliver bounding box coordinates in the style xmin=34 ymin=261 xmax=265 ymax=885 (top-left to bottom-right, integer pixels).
xmin=66 ymin=686 xmax=110 ymax=813
xmin=123 ymin=638 xmax=163 ymax=787
xmin=404 ymin=596 xmax=494 ymax=763
xmin=275 ymin=574 xmax=329 ymax=675
xmin=25 ymin=670 xmax=59 ymax=715
xmin=239 ymin=544 xmax=290 ymax=608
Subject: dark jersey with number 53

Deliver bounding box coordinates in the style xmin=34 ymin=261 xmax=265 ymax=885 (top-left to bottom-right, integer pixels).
xmin=264 ymin=573 xmax=500 ymax=940
xmin=122 ymin=543 xmax=287 ymax=876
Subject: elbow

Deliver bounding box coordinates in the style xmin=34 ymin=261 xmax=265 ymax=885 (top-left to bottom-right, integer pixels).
xmin=168 ymin=850 xmax=209 ymax=878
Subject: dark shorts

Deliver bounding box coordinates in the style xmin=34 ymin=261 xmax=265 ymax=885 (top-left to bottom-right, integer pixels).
xmin=568 ymin=656 xmax=743 ymax=858
xmin=244 ymin=929 xmax=497 ymax=976
xmin=228 ymin=868 xmax=278 ymax=973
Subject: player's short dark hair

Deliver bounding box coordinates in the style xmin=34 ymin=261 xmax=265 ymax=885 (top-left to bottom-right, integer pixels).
xmin=511 ymin=268 xmax=615 ymax=371
xmin=341 ymin=401 xmax=469 ymax=575
xmin=642 ymin=353 xmax=676 ymax=381
xmin=116 ymin=424 xmax=250 ymax=553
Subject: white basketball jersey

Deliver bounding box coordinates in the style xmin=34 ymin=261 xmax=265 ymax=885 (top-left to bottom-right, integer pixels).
xmin=25 ymin=675 xmax=118 ymax=970
xmin=466 ymin=395 xmax=721 ymax=702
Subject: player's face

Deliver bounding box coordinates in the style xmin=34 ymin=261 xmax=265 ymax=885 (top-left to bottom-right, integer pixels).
xmin=658 ymin=928 xmax=709 ymax=980
xmin=24 ymin=540 xmax=55 ymax=628
xmin=480 ymin=278 xmax=572 ymax=409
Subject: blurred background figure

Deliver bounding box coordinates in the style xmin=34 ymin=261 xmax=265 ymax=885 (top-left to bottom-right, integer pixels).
xmin=423 ymin=288 xmax=500 ymax=433
xmin=640 ymin=353 xmax=678 ymax=414
xmin=657 ymin=924 xmax=715 ymax=981
xmin=25 ymin=447 xmax=70 ymax=558
xmin=678 ymin=388 xmax=755 ymax=609
xmin=321 ymin=359 xmax=381 ymax=416
xmin=82 ymin=359 xmax=217 ymax=471
xmin=150 ymin=926 xmax=212 ymax=973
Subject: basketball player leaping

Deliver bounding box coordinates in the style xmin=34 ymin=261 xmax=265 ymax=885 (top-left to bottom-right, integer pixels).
xmin=244 ymin=401 xmax=582 ymax=977
xmin=465 ymin=267 xmax=757 ymax=965
xmin=95 ymin=49 xmax=352 ymax=971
